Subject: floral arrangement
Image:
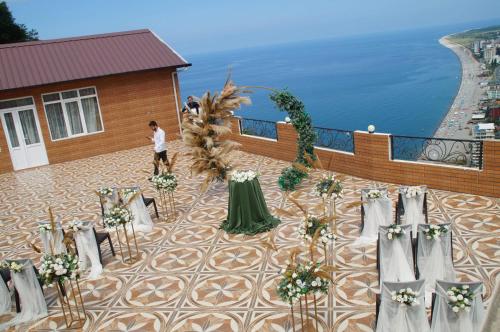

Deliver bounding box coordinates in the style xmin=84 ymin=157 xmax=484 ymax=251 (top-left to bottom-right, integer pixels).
xmin=121 ymin=188 xmax=138 ymax=199
xmin=151 ymin=172 xmax=178 ymax=193
xmin=391 ymin=287 xmax=420 ymax=306
xmin=38 ymin=223 xmax=52 ymax=233
xmin=404 ymin=186 xmax=424 ymax=198
xmin=298 ymin=217 xmax=336 ymax=245
xmin=423 ymin=224 xmax=449 ymax=240
xmin=97 ymin=187 xmax=114 ymax=197
xmin=231 ymin=170 xmax=258 ymax=183
xmin=366 ymin=189 xmax=383 ymax=199
xmin=67 ymin=220 xmax=85 ymax=233
xmin=0 ymin=261 xmax=24 ymax=273
xmin=314 ymin=175 xmax=343 ymax=199
xmin=276 ymin=261 xmax=330 ymax=303
xmin=278 ymin=166 xmax=308 ymax=191
xmin=39 ymin=253 xmax=80 ymax=286
xmin=387 ymin=224 xmax=405 ymax=240
xmin=103 ymin=205 xmax=132 ymax=229
xmin=447 ymin=285 xmax=473 ymax=313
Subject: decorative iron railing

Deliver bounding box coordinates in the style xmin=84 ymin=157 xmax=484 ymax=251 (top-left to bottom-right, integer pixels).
xmin=314 ymin=127 xmax=355 ymax=153
xmin=390 ymin=135 xmax=483 ymax=169
xmin=239 ymin=118 xmax=278 ymax=140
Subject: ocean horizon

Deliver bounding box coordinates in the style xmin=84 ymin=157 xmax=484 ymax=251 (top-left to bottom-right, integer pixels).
xmin=178 ymin=21 xmax=496 ymax=137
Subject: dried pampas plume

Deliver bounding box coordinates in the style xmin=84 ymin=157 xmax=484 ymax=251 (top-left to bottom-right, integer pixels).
xmin=182 ymin=78 xmax=251 ymax=191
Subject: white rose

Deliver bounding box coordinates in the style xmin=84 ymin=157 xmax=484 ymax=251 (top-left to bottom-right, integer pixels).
xmin=452 ymin=306 xmax=459 ymax=313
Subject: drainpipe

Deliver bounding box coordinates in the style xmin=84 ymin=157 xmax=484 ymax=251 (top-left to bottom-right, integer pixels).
xmin=171 ymin=70 xmax=183 ymax=136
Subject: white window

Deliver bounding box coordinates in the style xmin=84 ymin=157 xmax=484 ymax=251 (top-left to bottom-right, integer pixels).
xmin=42 ymin=87 xmax=104 ymax=140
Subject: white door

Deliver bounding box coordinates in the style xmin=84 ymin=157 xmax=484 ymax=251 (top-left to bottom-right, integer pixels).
xmin=1 ymin=102 xmax=48 ymax=170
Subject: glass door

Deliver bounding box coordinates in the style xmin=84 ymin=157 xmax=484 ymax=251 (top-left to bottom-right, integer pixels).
xmin=1 ymin=101 xmax=48 ymax=170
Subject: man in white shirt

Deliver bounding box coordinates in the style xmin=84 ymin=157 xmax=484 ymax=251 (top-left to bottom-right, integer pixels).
xmin=147 ymin=120 xmax=168 ymax=175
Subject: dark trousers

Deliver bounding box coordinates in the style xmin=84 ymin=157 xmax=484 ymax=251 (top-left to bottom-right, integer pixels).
xmin=153 ymin=150 xmax=168 ymax=175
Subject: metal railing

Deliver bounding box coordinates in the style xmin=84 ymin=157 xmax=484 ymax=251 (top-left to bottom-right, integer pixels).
xmin=239 ymin=118 xmax=278 ymax=140
xmin=390 ymin=135 xmax=483 ymax=169
xmin=314 ymin=127 xmax=355 ymax=153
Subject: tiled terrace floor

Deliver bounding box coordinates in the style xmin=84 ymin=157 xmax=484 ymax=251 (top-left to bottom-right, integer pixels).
xmin=0 ymin=141 xmax=498 ymax=331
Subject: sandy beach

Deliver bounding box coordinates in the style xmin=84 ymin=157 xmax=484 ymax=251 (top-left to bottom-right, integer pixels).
xmin=435 ymin=37 xmax=487 ymax=140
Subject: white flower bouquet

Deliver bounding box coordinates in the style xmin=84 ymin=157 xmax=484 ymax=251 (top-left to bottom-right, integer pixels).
xmin=231 ymin=170 xmax=258 ymax=183
xmin=151 ymin=172 xmax=178 ymax=193
xmin=277 ymin=261 xmax=330 ymax=304
xmin=0 ymin=261 xmax=24 ymax=273
xmin=366 ymin=189 xmax=383 ymax=199
xmin=387 ymin=224 xmax=405 ymax=240
xmin=103 ymin=205 xmax=132 ymax=229
xmin=38 ymin=223 xmax=52 ymax=233
xmin=391 ymin=287 xmax=420 ymax=306
xmin=314 ymin=175 xmax=343 ymax=199
xmin=404 ymin=186 xmax=424 ymax=198
xmin=97 ymin=187 xmax=114 ymax=197
xmin=121 ymin=188 xmax=138 ymax=199
xmin=423 ymin=224 xmax=449 ymax=240
xmin=39 ymin=253 xmax=80 ymax=286
xmin=298 ymin=217 xmax=336 ymax=245
xmin=67 ymin=220 xmax=85 ymax=233
xmin=447 ymin=285 xmax=473 ymax=313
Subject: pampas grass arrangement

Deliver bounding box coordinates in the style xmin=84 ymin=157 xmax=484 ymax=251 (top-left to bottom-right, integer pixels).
xmin=182 ymin=78 xmax=251 ymax=191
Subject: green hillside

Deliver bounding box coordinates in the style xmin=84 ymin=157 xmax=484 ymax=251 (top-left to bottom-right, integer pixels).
xmin=447 ymin=25 xmax=500 ymax=48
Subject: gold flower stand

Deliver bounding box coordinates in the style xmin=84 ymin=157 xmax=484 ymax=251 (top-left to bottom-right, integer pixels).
xmin=158 ymin=190 xmax=176 ymax=222
xmin=290 ymin=293 xmax=320 ymax=332
xmin=115 ymin=222 xmax=139 ymax=264
xmin=57 ymin=278 xmax=86 ymax=328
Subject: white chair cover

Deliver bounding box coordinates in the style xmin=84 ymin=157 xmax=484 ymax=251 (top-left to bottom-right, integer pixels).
xmin=480 ymin=276 xmax=500 ymax=332
xmin=0 ymin=276 xmax=11 ymax=314
xmin=379 ymin=224 xmax=415 ymax=285
xmin=417 ymin=223 xmax=456 ymax=307
xmin=353 ymin=188 xmax=393 ymax=245
xmin=376 ymin=279 xmax=430 ymax=332
xmin=73 ymin=221 xmax=102 ymax=279
xmin=121 ymin=187 xmax=153 ymax=233
xmin=38 ymin=220 xmax=66 ymax=255
xmin=100 ymin=188 xmax=119 ymax=215
xmin=400 ymin=186 xmax=426 ymax=238
xmin=0 ymin=259 xmax=47 ymax=330
xmin=431 ymin=280 xmax=485 ymax=332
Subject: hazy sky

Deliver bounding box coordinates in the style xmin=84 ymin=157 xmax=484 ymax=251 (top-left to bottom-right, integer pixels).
xmin=6 ymin=0 xmax=500 ymax=54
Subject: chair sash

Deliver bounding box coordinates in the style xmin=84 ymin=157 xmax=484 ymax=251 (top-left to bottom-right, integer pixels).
xmin=417 ymin=224 xmax=455 ymax=306
xmin=353 ymin=189 xmax=392 ymax=245
xmin=74 ymin=221 xmax=103 ymax=279
xmin=121 ymin=187 xmax=153 ymax=233
xmin=0 ymin=259 xmax=47 ymax=330
xmin=431 ymin=280 xmax=485 ymax=332
xmin=38 ymin=221 xmax=66 ymax=255
xmin=377 ymin=279 xmax=430 ymax=332
xmin=400 ymin=187 xmax=426 ymax=238
xmin=379 ymin=224 xmax=415 ymax=285
xmin=0 ymin=275 xmax=11 ymax=314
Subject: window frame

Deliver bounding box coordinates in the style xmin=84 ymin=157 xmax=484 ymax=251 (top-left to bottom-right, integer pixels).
xmin=42 ymin=86 xmax=105 ymax=141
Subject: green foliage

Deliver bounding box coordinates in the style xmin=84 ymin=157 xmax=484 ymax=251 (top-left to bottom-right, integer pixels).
xmin=270 ymin=90 xmax=316 ymax=191
xmin=0 ymin=1 xmax=38 ymax=44
xmin=277 ymin=166 xmax=307 ymax=192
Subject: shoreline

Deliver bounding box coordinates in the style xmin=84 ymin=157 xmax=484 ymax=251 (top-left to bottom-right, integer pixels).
xmin=434 ymin=36 xmax=486 ymax=140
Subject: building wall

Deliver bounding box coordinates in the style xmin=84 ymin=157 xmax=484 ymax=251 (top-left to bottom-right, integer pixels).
xmin=229 ymin=118 xmax=500 ymax=197
xmin=0 ymin=68 xmax=181 ymax=173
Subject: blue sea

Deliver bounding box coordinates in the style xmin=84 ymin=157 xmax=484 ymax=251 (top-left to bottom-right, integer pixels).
xmin=178 ymin=22 xmax=490 ymax=137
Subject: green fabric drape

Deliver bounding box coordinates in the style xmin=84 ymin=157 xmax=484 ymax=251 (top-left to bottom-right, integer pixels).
xmin=220 ymin=178 xmax=280 ymax=235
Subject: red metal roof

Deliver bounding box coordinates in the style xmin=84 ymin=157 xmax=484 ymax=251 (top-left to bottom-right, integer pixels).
xmin=0 ymin=29 xmax=190 ymax=91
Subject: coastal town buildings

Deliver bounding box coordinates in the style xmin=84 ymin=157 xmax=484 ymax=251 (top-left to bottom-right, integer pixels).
xmin=474 ymin=122 xmax=495 ymax=139
xmin=0 ymin=30 xmax=190 ymax=173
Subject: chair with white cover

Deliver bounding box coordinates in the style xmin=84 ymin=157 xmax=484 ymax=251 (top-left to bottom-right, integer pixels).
xmin=0 ymin=269 xmax=11 ymax=314
xmin=431 ymin=280 xmax=485 ymax=332
xmin=38 ymin=221 xmax=66 ymax=254
xmin=416 ymin=223 xmax=455 ymax=306
xmin=0 ymin=259 xmax=47 ymax=330
xmin=376 ymin=279 xmax=429 ymax=332
xmin=356 ymin=188 xmax=393 ymax=245
xmin=73 ymin=221 xmax=103 ymax=279
xmin=397 ymin=186 xmax=428 ymax=238
xmin=377 ymin=224 xmax=415 ymax=285
xmin=120 ymin=186 xmax=154 ymax=233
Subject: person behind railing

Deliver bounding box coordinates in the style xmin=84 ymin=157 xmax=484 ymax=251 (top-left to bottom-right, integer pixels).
xmin=182 ymin=96 xmax=201 ymax=118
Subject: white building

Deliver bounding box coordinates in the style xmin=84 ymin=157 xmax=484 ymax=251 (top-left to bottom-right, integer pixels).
xmin=484 ymin=45 xmax=498 ymax=64
xmin=474 ymin=123 xmax=495 ymax=139
xmin=473 ymin=40 xmax=481 ymax=54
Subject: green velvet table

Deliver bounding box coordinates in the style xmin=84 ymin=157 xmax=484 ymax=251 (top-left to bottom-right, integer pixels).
xmin=220 ymin=178 xmax=280 ymax=235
